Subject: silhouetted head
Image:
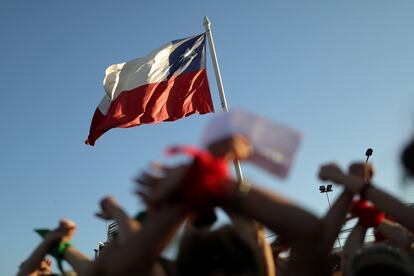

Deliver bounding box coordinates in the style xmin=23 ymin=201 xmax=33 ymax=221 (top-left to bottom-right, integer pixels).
xmin=401 ymin=137 xmax=414 ymax=178
xmin=176 ymin=225 xmax=264 ymax=276
xmin=348 ymin=245 xmax=414 ymax=276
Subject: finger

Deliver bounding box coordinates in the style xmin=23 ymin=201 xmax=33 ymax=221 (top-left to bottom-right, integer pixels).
xmin=59 ymin=219 xmax=76 ymax=230
xmin=135 ymin=175 xmax=151 ymax=186
xmin=135 ymin=172 xmax=162 ymax=186
xmin=143 ymin=171 xmax=163 ymax=181
xmin=164 ymin=164 xmax=188 ymax=179
xmin=95 ymin=212 xmax=111 ymax=220
xmin=136 ymin=190 xmax=154 ymax=205
xmin=135 ymin=177 xmax=157 ymax=190
xmin=135 ymin=190 xmax=148 ymax=198
xmin=150 ymin=162 xmax=173 ymax=174
xmin=100 ymin=196 xmax=118 ymax=206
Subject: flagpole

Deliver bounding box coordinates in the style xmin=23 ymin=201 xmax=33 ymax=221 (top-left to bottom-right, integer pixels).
xmin=203 ymin=16 xmax=244 ymax=183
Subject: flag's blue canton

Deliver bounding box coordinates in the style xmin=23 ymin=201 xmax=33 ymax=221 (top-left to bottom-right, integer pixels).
xmin=167 ymin=33 xmax=206 ymax=79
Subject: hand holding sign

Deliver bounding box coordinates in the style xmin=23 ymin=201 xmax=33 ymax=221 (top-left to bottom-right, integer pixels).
xmin=202 ymin=109 xmax=302 ymax=178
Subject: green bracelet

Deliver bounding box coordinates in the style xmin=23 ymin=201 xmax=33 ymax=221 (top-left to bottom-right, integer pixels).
xmin=34 ymin=228 xmax=72 ymax=275
xmin=57 ymin=241 xmax=72 ymax=255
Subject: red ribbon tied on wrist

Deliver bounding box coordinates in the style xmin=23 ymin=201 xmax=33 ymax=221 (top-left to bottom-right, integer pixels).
xmin=350 ymin=199 xmax=370 ymax=216
xmin=166 ymin=146 xmax=231 ymax=209
xmin=351 ymin=200 xmax=385 ymax=228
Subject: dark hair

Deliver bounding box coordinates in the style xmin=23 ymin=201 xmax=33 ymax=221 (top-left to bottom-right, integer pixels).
xmin=176 ymin=225 xmax=263 ymax=276
xmin=350 ymin=245 xmax=414 ymax=276
xmin=355 ymin=265 xmax=411 ymax=276
xmin=401 ymin=137 xmax=414 ymax=178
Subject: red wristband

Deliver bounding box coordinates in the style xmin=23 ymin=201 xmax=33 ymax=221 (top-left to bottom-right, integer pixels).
xmin=350 ymin=199 xmax=369 ymax=216
xmin=166 ymin=146 xmax=232 ymax=210
xmin=359 ymin=205 xmax=385 ymax=228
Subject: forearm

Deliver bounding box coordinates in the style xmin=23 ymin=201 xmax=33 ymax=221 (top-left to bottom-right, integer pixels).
xmin=337 ymin=174 xmax=414 ymax=232
xmin=63 ymin=247 xmax=93 ymax=276
xmin=342 ymin=223 xmax=367 ymax=276
xmin=233 ymin=185 xmax=320 ymax=245
xmin=17 ymin=239 xmax=54 ymax=276
xmin=320 ymin=189 xmax=354 ymax=250
xmin=364 ymin=185 xmax=414 ymax=232
xmin=111 ymin=207 xmax=141 ymax=244
xmin=259 ymin=230 xmax=276 ymax=276
xmin=377 ymin=219 xmax=414 ymax=250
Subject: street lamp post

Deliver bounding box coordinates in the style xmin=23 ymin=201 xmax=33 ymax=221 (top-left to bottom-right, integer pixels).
xmin=319 ymin=184 xmax=333 ymax=207
xmin=319 ymin=184 xmax=343 ymax=250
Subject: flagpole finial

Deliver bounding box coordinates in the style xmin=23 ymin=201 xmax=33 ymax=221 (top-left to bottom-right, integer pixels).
xmin=203 ymin=16 xmax=211 ymax=30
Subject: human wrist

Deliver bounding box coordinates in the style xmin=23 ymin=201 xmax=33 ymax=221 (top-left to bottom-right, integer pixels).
xmin=223 ymin=179 xmax=252 ymax=212
xmin=343 ymin=175 xmax=367 ymax=194
xmin=359 ymin=181 xmax=372 ymax=199
xmin=110 ymin=205 xmax=128 ymax=220
xmin=43 ymin=232 xmax=63 ymax=246
xmin=359 ymin=207 xmax=384 ymax=228
xmin=337 ymin=173 xmax=350 ymax=185
xmin=57 ymin=241 xmax=72 ymax=256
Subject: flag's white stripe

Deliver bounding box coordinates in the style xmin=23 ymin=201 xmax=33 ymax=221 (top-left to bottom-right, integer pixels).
xmin=98 ymin=35 xmax=203 ymax=115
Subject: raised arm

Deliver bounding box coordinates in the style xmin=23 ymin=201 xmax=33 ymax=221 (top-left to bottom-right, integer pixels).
xmin=376 ymin=219 xmax=414 ymax=251
xmin=341 ymin=223 xmax=367 ymax=276
xmin=61 ymin=197 xmax=141 ymax=276
xmin=95 ymin=196 xmax=141 ymax=245
xmin=363 ymin=185 xmax=414 ymax=232
xmin=320 ymin=189 xmax=353 ymax=251
xmin=257 ymin=224 xmax=276 ymax=276
xmin=318 ymin=163 xmax=364 ymax=252
xmin=333 ymin=173 xmax=414 ymax=232
xmin=232 ymin=185 xmax=320 ymax=245
xmin=93 ymin=203 xmax=187 ymax=276
xmin=317 ymin=158 xmax=414 ymax=233
xmin=18 ymin=239 xmax=55 ymax=276
xmin=91 ymin=166 xmax=190 ymax=276
xmin=63 ymin=247 xmax=93 ymax=276
xmin=17 ymin=219 xmax=76 ymax=276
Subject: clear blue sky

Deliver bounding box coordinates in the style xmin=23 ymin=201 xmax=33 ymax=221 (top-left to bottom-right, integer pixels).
xmin=1 ymin=0 xmax=414 ymax=274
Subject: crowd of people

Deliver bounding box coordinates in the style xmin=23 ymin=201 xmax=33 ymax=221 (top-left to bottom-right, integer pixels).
xmin=17 ymin=134 xmax=414 ymax=276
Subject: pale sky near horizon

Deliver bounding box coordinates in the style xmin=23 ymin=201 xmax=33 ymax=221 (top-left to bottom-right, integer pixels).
xmin=1 ymin=0 xmax=414 ymax=274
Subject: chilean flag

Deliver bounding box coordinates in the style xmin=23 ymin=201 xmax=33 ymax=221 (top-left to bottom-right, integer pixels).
xmin=85 ymin=33 xmax=214 ymax=146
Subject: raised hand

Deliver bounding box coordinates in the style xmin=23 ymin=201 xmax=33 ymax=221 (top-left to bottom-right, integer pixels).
xmin=44 ymin=219 xmax=76 ymax=244
xmin=38 ymin=257 xmax=53 ymax=274
xmin=135 ymin=163 xmax=189 ymax=208
xmin=207 ymin=134 xmax=253 ymax=160
xmin=318 ymin=163 xmax=346 ymax=184
xmin=95 ymin=196 xmax=121 ymax=220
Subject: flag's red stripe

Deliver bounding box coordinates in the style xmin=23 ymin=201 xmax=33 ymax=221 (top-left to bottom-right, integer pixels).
xmin=86 ymin=69 xmax=214 ymax=145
